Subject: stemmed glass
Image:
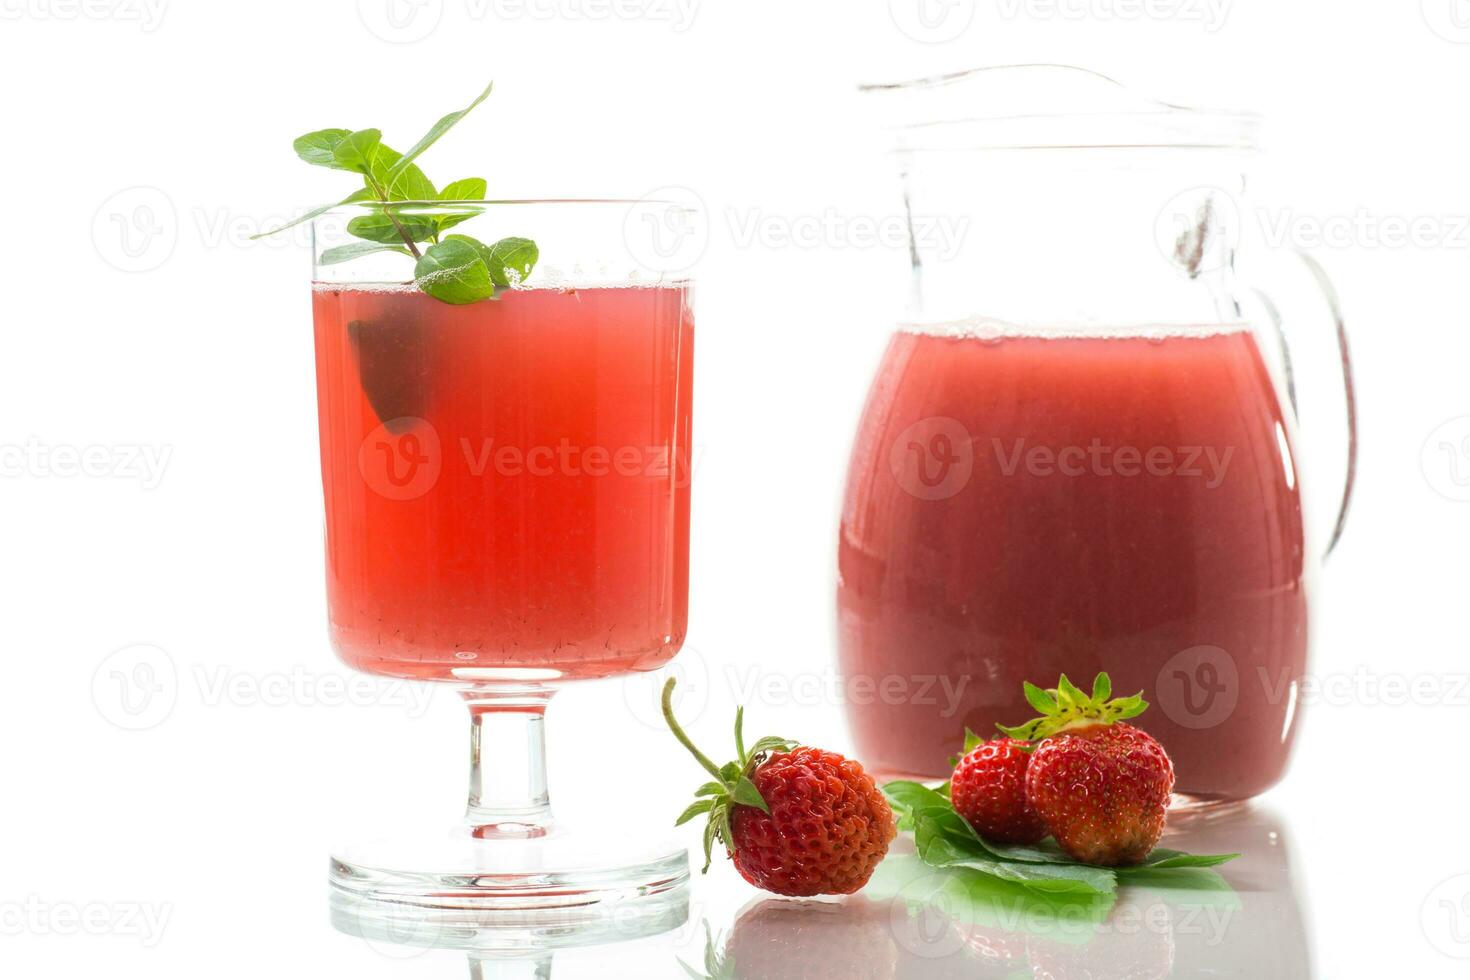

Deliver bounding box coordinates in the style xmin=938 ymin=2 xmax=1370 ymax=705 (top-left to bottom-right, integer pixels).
xmin=308 ymin=199 xmax=696 ymax=936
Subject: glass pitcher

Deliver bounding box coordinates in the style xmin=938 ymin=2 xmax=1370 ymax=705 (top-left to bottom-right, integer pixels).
xmin=836 ymin=65 xmax=1355 ymax=805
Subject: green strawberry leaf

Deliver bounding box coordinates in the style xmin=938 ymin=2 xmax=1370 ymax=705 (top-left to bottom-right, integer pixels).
xmin=1092 ymin=672 xmax=1112 ymax=702
xmin=731 ymin=777 xmax=768 ymax=813
xmin=694 ymin=782 xmax=724 ymax=798
xmin=1056 ymin=674 xmax=1089 ymax=709
xmin=733 ymin=706 xmax=748 ymax=764
xmin=675 ymin=799 xmax=716 ymax=827
xmin=746 ymin=736 xmax=796 ymax=758
xmin=1024 ymin=682 xmax=1060 ymax=715
xmin=700 ymin=817 xmax=720 ymax=874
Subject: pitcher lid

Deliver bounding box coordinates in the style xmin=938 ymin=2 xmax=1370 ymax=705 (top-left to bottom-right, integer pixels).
xmin=859 ymin=64 xmax=1259 ymax=151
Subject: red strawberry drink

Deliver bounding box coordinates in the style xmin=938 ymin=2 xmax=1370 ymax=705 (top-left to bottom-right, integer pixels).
xmin=838 ymin=324 xmax=1309 ymax=802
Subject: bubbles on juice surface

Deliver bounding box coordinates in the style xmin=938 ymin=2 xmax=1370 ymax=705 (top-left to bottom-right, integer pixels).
xmin=898 ymin=315 xmax=1252 ymax=341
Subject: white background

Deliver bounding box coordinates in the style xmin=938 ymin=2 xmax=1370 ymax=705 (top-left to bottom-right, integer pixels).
xmin=2 ymin=1 xmax=1469 ymax=976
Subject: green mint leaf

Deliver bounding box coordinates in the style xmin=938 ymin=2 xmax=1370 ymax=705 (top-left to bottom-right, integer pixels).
xmin=318 ymin=242 xmax=412 ymax=266
xmin=440 ymin=178 xmax=487 ymax=201
xmin=293 ymin=128 xmax=354 ymax=170
xmin=348 ymin=208 xmax=439 ymax=245
xmin=249 ymin=187 xmax=375 ymax=240
xmin=383 ymin=80 xmax=494 ymax=184
xmin=484 ymin=236 xmax=539 ymax=287
xmin=883 ymin=780 xmax=950 ymax=831
xmin=914 ymin=810 xmax=1116 ymax=897
xmin=367 ymin=143 xmax=437 ymax=201
xmin=436 ymin=180 xmax=488 ymax=233
xmin=414 ymin=238 xmax=494 ymax=305
xmin=1092 ymin=672 xmax=1112 ymax=702
xmin=730 ymin=777 xmax=768 ymax=813
xmin=1133 ymin=849 xmax=1240 ymax=869
xmin=675 ymin=799 xmax=716 ymax=827
xmin=331 ymin=128 xmax=383 ymax=175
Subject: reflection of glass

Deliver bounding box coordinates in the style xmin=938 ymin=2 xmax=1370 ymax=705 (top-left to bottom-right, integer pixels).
xmin=331 ymin=875 xmax=689 ymax=975
xmin=837 ymin=66 xmax=1355 ymax=803
xmin=309 ymin=201 xmax=695 ymax=916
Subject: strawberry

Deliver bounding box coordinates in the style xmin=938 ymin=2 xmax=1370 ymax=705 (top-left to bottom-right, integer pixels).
xmin=662 ymin=679 xmax=897 ymax=896
xmin=999 ymin=672 xmax=1175 ymax=866
xmin=949 ymin=733 xmax=1047 ymax=844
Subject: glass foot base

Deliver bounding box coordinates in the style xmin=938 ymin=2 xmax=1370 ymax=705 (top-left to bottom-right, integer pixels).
xmin=330 ymin=826 xmax=690 ymax=952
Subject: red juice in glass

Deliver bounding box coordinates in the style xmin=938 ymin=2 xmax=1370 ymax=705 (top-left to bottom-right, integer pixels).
xmin=312 ymin=283 xmax=693 ymax=681
xmin=836 ymin=324 xmax=1309 ymax=801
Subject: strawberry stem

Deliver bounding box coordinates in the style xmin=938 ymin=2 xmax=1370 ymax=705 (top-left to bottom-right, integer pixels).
xmin=662 ymin=678 xmax=725 ymax=783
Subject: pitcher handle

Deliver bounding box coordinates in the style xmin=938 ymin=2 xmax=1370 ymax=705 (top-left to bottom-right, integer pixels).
xmin=1257 ymin=251 xmax=1358 ymax=560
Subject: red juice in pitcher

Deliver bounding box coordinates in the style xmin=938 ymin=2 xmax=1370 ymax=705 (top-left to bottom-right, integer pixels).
xmin=836 ymin=323 xmax=1309 ymax=801
xmin=312 ymin=283 xmax=694 ymax=682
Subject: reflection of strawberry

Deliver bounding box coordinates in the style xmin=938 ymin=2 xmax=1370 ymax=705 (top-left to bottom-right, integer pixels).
xmin=663 ymin=680 xmax=897 ymax=897
xmin=950 ymin=735 xmax=1046 ymax=844
xmin=685 ymin=900 xmax=898 ymax=980
xmin=1027 ymin=899 xmax=1176 ymax=980
xmin=1000 ymin=673 xmax=1174 ymax=866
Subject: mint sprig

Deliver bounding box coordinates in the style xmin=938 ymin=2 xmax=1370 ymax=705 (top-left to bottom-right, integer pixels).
xmin=253 ymin=81 xmax=538 ymax=305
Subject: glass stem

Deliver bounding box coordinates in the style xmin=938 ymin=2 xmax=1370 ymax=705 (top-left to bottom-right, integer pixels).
xmin=468 ymin=954 xmax=553 ymax=979
xmin=462 ymin=687 xmax=555 ymax=838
